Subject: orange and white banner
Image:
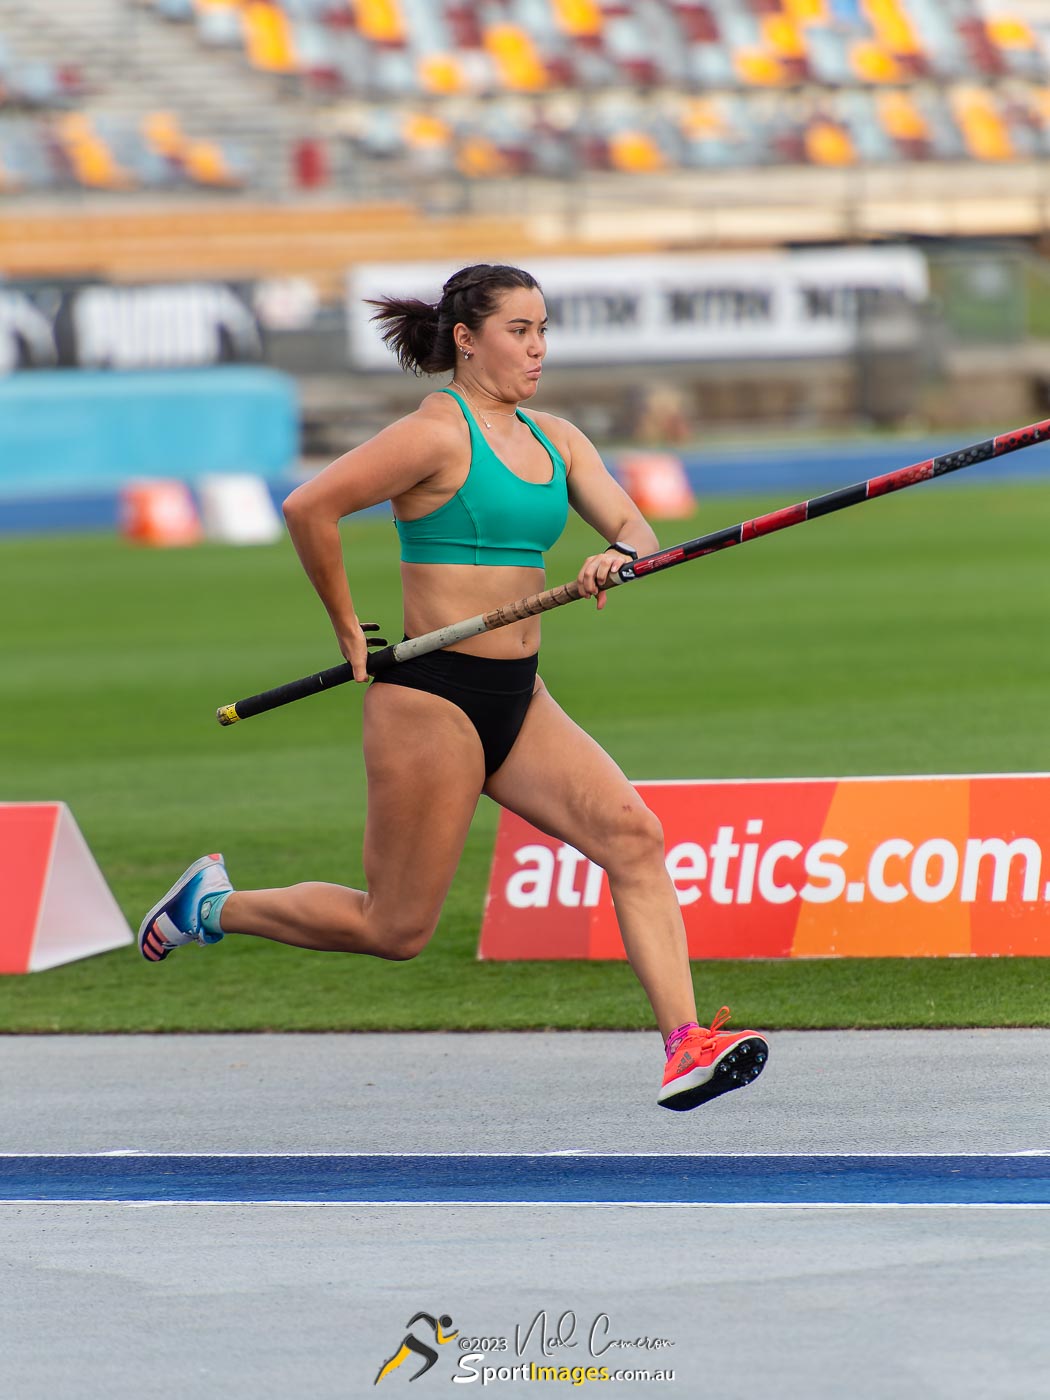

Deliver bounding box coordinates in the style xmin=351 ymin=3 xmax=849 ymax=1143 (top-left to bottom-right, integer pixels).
xmin=478 ymin=775 xmax=1050 ymax=960
xmin=0 ymin=803 xmax=133 ymax=973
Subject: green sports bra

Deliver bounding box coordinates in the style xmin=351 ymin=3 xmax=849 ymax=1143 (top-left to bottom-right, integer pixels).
xmin=395 ymin=388 xmax=569 ymax=567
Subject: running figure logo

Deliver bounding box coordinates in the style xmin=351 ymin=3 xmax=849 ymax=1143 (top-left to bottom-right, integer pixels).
xmin=374 ymin=1311 xmax=459 ymax=1384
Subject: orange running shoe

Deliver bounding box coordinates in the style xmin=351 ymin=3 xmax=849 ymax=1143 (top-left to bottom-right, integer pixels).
xmin=657 ymin=1006 xmax=768 ymax=1112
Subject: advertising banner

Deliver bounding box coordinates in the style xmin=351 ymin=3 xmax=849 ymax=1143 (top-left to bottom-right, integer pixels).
xmin=478 ymin=775 xmax=1050 ymax=960
xmin=1 ymin=280 xmax=263 ymax=373
xmin=348 ymin=248 xmax=928 ymax=369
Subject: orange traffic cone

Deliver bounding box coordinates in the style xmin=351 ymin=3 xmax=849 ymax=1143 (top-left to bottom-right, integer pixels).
xmin=119 ymin=479 xmax=202 ymax=547
xmin=618 ymin=453 xmax=696 ymax=520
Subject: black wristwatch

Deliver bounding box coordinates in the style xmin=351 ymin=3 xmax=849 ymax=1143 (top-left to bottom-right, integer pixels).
xmin=607 ymin=540 xmax=638 ymax=560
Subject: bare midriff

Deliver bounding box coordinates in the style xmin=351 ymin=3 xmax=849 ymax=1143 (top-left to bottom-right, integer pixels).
xmin=400 ymin=561 xmax=545 ymax=658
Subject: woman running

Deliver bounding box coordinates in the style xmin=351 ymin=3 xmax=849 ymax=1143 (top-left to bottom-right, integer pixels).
xmin=138 ymin=263 xmax=768 ymax=1111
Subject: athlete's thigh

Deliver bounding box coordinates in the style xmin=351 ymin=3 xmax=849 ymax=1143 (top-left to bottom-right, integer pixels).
xmin=362 ymin=681 xmax=486 ymax=918
xmin=483 ymin=680 xmax=648 ymax=861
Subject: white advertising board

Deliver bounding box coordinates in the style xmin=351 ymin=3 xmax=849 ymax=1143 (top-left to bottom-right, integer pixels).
xmin=347 ymin=248 xmax=928 ymax=369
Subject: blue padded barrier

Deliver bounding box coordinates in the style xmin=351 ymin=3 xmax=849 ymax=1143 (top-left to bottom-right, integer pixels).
xmin=0 ymin=366 xmax=298 ymax=500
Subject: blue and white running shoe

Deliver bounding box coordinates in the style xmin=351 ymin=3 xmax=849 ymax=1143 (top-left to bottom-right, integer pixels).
xmin=138 ymin=853 xmax=232 ymax=963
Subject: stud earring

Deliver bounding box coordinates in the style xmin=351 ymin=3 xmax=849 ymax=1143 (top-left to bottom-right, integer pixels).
xmin=462 ymin=349 xmax=472 ymax=359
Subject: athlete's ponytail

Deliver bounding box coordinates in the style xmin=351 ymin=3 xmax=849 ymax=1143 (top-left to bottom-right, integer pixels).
xmin=367 ymin=264 xmax=540 ymax=375
xmin=366 ymin=297 xmax=441 ymax=375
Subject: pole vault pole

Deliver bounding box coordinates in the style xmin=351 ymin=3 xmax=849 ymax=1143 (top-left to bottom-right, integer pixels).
xmin=216 ymin=417 xmax=1050 ymax=726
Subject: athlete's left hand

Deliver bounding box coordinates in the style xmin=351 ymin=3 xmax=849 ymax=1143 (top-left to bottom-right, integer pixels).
xmin=577 ymin=550 xmax=626 ymax=611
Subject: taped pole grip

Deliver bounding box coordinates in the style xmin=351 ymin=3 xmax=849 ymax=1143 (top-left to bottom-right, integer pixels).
xmin=482 ymin=578 xmax=590 ymax=629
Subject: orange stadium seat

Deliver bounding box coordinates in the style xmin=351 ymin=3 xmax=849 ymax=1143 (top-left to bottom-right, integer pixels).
xmin=142 ymin=110 xmax=184 ymax=163
xmin=951 ymin=85 xmax=1015 ymax=160
xmin=850 ymin=39 xmax=903 ymax=82
xmin=734 ymin=47 xmax=788 ymax=85
xmin=417 ymin=52 xmax=467 ymax=93
xmin=183 ymin=138 xmax=244 ymax=186
xmin=552 ymin=0 xmax=604 ymax=39
xmin=242 ymin=2 xmax=299 ymax=72
xmin=876 ymin=88 xmax=930 ymax=150
xmin=863 ymin=0 xmax=922 ymax=56
xmin=761 ymin=14 xmax=807 ymax=59
xmin=987 ymin=15 xmax=1037 ymax=52
xmin=484 ymin=24 xmax=548 ymax=91
xmin=784 ymin=0 xmax=827 ymax=21
xmin=805 ymin=115 xmax=857 ymax=164
xmin=455 ymin=133 xmax=512 ymax=177
xmin=142 ymin=111 xmax=245 ymax=187
xmin=607 ymin=127 xmax=667 ymax=172
xmin=352 ymin=0 xmax=406 ymax=46
xmin=403 ymin=109 xmax=453 ymax=154
xmin=54 ymin=113 xmax=136 ymax=190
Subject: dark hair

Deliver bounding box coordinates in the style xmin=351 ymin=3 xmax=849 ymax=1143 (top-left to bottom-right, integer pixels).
xmin=367 ymin=264 xmax=541 ymax=375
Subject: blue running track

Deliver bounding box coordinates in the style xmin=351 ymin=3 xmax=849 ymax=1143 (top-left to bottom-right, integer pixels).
xmin=3 ymin=434 xmax=1049 ymax=535
xmin=2 ymin=1154 xmax=1049 ymax=1205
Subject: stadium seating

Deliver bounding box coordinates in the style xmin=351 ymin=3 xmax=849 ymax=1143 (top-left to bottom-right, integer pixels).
xmin=117 ymin=0 xmax=1050 ymax=99
xmin=131 ymin=0 xmax=1050 ymax=175
xmin=4 ymin=0 xmax=1050 ymax=196
xmin=0 ymin=19 xmax=248 ymax=191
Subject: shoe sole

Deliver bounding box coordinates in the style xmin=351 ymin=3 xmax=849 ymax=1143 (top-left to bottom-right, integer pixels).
xmin=657 ymin=1036 xmax=769 ymax=1112
xmin=137 ymin=853 xmax=223 ymax=962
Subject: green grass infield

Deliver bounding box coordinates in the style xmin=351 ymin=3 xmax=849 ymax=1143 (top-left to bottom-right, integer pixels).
xmin=2 ymin=477 xmax=1049 ymax=1032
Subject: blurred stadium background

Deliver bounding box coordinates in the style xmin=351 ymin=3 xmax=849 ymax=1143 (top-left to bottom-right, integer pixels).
xmin=4 ymin=0 xmax=1050 ymax=532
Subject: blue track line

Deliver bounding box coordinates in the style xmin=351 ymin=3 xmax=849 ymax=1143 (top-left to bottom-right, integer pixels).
xmin=2 ymin=1154 xmax=1049 ymax=1205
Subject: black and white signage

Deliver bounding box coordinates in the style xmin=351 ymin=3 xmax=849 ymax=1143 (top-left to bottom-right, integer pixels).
xmin=52 ymin=283 xmax=263 ymax=369
xmin=347 ymin=249 xmax=928 ymax=369
xmin=0 ymin=289 xmax=58 ymax=372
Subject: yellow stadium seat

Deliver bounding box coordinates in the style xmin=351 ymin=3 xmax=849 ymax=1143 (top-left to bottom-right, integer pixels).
xmin=952 ymin=87 xmax=1015 ymax=161
xmin=877 ymin=90 xmax=929 ymax=141
xmin=850 ymin=40 xmax=903 ymax=83
xmin=485 ymin=24 xmax=548 ymax=91
xmin=551 ymin=0 xmax=603 ymax=38
xmin=417 ymin=53 xmax=467 ymax=94
xmin=862 ymin=0 xmax=921 ymax=55
xmin=734 ymin=47 xmax=787 ymax=86
xmin=456 ymin=135 xmax=511 ymax=178
xmin=403 ymin=112 xmax=452 ymax=151
xmin=784 ymin=0 xmax=827 ymax=23
xmin=242 ymin=2 xmax=298 ymax=72
xmin=986 ymin=15 xmax=1037 ymax=51
xmin=185 ymin=140 xmax=241 ymax=187
xmin=55 ymin=114 xmax=136 ymax=190
xmin=353 ymin=0 xmax=406 ymax=45
xmin=762 ymin=15 xmax=807 ymax=60
xmin=608 ymin=130 xmax=667 ymax=173
xmin=143 ymin=110 xmax=184 ymax=161
xmin=805 ymin=119 xmax=857 ymax=165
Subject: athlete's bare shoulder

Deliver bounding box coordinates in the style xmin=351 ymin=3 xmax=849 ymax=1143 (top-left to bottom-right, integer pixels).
xmin=399 ymin=390 xmax=467 ymax=438
xmin=377 ymin=391 xmax=467 ymax=468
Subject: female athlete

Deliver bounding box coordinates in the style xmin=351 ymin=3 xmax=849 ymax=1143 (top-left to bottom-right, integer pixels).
xmin=138 ymin=263 xmax=768 ymax=1111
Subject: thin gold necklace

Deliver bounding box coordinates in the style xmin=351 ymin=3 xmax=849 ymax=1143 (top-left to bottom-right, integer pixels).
xmin=449 ymin=381 xmax=518 ymax=430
